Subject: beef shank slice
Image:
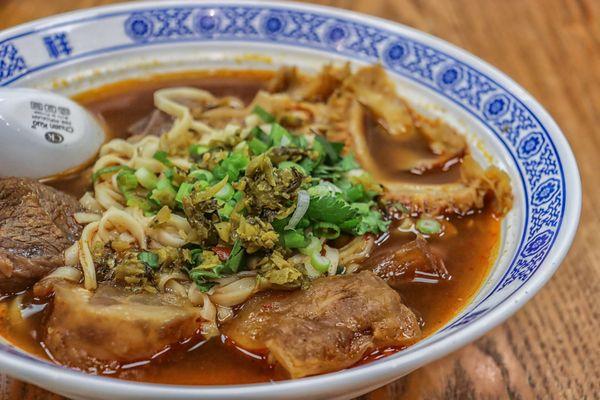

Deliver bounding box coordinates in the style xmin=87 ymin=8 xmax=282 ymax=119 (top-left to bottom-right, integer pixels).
xmin=0 ymin=178 xmax=81 ymax=295
xmin=365 ymin=237 xmax=449 ymax=288
xmin=224 ymin=271 xmax=421 ymax=378
xmin=44 ymin=283 xmax=204 ymax=372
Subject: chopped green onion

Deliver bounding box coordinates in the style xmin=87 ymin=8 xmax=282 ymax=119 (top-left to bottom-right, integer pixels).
xmin=299 ymin=236 xmax=322 ymax=256
xmin=270 ymin=123 xmax=293 ymax=147
xmin=150 ymin=177 xmax=177 ymax=207
xmin=252 ymin=105 xmax=276 ymax=123
xmin=232 ymin=190 xmax=244 ymax=202
xmin=218 ymin=202 xmax=235 ymax=220
xmin=310 ymin=252 xmax=331 ymax=274
xmin=313 ymin=222 xmax=341 ymax=239
xmin=92 ymin=165 xmax=132 ymax=183
xmin=116 ymin=170 xmax=138 ymax=193
xmin=153 ymin=150 xmax=172 ymax=166
xmin=135 ymin=167 xmax=158 ymax=190
xmin=138 ymin=251 xmax=159 ymax=270
xmin=251 ymin=126 xmax=272 ymax=145
xmin=189 ymin=169 xmax=214 ymax=182
xmin=215 ymin=183 xmax=235 ymax=201
xmin=125 ymin=195 xmax=156 ymax=212
xmin=249 ymin=137 xmax=269 ymax=155
xmin=213 ymin=152 xmax=249 ymax=181
xmin=296 ymin=217 xmax=311 ymax=229
xmin=282 ymin=230 xmax=309 ymax=249
xmin=175 ymin=182 xmax=194 ymax=204
xmin=189 ymin=144 xmax=209 ymax=159
xmin=416 ymin=218 xmax=442 ymax=235
xmin=351 ymin=202 xmax=372 ymax=214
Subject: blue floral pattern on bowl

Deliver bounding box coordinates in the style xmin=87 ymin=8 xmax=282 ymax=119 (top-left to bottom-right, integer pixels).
xmin=0 ymin=2 xmax=573 ymax=354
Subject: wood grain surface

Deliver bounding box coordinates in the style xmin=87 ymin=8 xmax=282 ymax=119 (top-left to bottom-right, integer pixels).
xmin=0 ymin=0 xmax=598 ymax=399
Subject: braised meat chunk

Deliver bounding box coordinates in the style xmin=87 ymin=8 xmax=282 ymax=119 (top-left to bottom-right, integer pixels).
xmin=0 ymin=178 xmax=81 ymax=295
xmin=364 ymin=236 xmax=450 ymax=287
xmin=224 ymin=271 xmax=421 ymax=378
xmin=44 ymin=283 xmax=204 ymax=372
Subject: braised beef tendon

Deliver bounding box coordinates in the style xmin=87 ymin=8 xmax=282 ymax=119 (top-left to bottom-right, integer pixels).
xmin=223 ymin=271 xmax=421 ymax=378
xmin=44 ymin=282 xmax=204 ymax=372
xmin=364 ymin=236 xmax=450 ymax=288
xmin=0 ymin=178 xmax=81 ymax=295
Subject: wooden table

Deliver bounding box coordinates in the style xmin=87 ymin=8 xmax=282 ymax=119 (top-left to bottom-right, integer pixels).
xmin=0 ymin=0 xmax=598 ymax=398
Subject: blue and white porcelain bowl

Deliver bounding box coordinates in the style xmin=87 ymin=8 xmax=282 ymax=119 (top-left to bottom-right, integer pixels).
xmin=0 ymin=1 xmax=581 ymax=399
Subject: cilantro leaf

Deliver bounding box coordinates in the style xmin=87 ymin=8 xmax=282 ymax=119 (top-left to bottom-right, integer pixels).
xmin=138 ymin=251 xmax=159 ymax=270
xmin=312 ymin=155 xmax=360 ymax=179
xmin=337 ymin=154 xmax=360 ymax=171
xmin=223 ymin=240 xmax=245 ymax=273
xmin=187 ymin=265 xmax=224 ymax=292
xmin=314 ymin=135 xmax=341 ymax=163
xmin=195 ymin=281 xmax=218 ymax=292
xmin=306 ymin=195 xmax=357 ymax=225
xmin=352 ymin=210 xmax=390 ymax=235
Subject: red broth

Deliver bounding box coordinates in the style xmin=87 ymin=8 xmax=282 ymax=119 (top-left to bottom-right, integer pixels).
xmin=0 ymin=71 xmax=501 ymax=384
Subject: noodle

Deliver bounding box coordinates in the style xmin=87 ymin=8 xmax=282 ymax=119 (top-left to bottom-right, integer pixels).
xmin=79 ymin=192 xmax=102 ymax=212
xmin=94 ymin=182 xmax=124 ymax=210
xmin=64 ymin=242 xmax=79 ymax=266
xmin=157 ymin=271 xmax=187 ymax=293
xmin=93 ymin=154 xmax=129 ymax=172
xmin=210 ymin=277 xmax=257 ymax=307
xmin=188 ymin=285 xmax=217 ymax=322
xmin=34 ymin=267 xmax=83 ymax=297
xmin=78 ymin=221 xmax=99 ymax=290
xmin=97 ymin=207 xmax=147 ymax=249
xmin=74 ymin=212 xmax=101 ymax=224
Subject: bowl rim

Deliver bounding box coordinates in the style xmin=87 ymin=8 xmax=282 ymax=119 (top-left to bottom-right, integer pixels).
xmin=0 ymin=0 xmax=581 ymax=398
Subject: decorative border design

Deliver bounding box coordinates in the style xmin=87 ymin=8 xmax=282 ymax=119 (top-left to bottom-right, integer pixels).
xmin=0 ymin=42 xmax=27 ymax=82
xmin=0 ymin=4 xmax=565 ymax=332
xmin=42 ymin=32 xmax=73 ymax=59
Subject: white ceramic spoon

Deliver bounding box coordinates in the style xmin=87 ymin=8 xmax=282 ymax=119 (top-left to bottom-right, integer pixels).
xmin=0 ymin=88 xmax=105 ymax=179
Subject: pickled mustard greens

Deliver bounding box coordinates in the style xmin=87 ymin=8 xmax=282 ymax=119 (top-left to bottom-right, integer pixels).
xmin=102 ymin=106 xmax=391 ymax=292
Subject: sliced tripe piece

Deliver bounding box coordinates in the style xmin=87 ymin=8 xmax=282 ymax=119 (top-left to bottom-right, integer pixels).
xmin=381 ymin=155 xmax=513 ymax=215
xmin=223 ymin=271 xmax=421 ymax=378
xmin=44 ymin=283 xmax=204 ymax=372
xmin=413 ymin=115 xmax=467 ymax=172
xmin=340 ymin=92 xmax=511 ymax=215
xmin=327 ymin=66 xmax=467 ymax=173
xmin=266 ymin=64 xmax=350 ymax=102
xmin=247 ymin=91 xmax=330 ymax=135
xmin=341 ymin=65 xmax=416 ymax=140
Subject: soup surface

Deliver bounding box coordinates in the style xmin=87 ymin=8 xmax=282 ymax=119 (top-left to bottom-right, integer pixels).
xmin=0 ymin=69 xmax=504 ymax=384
